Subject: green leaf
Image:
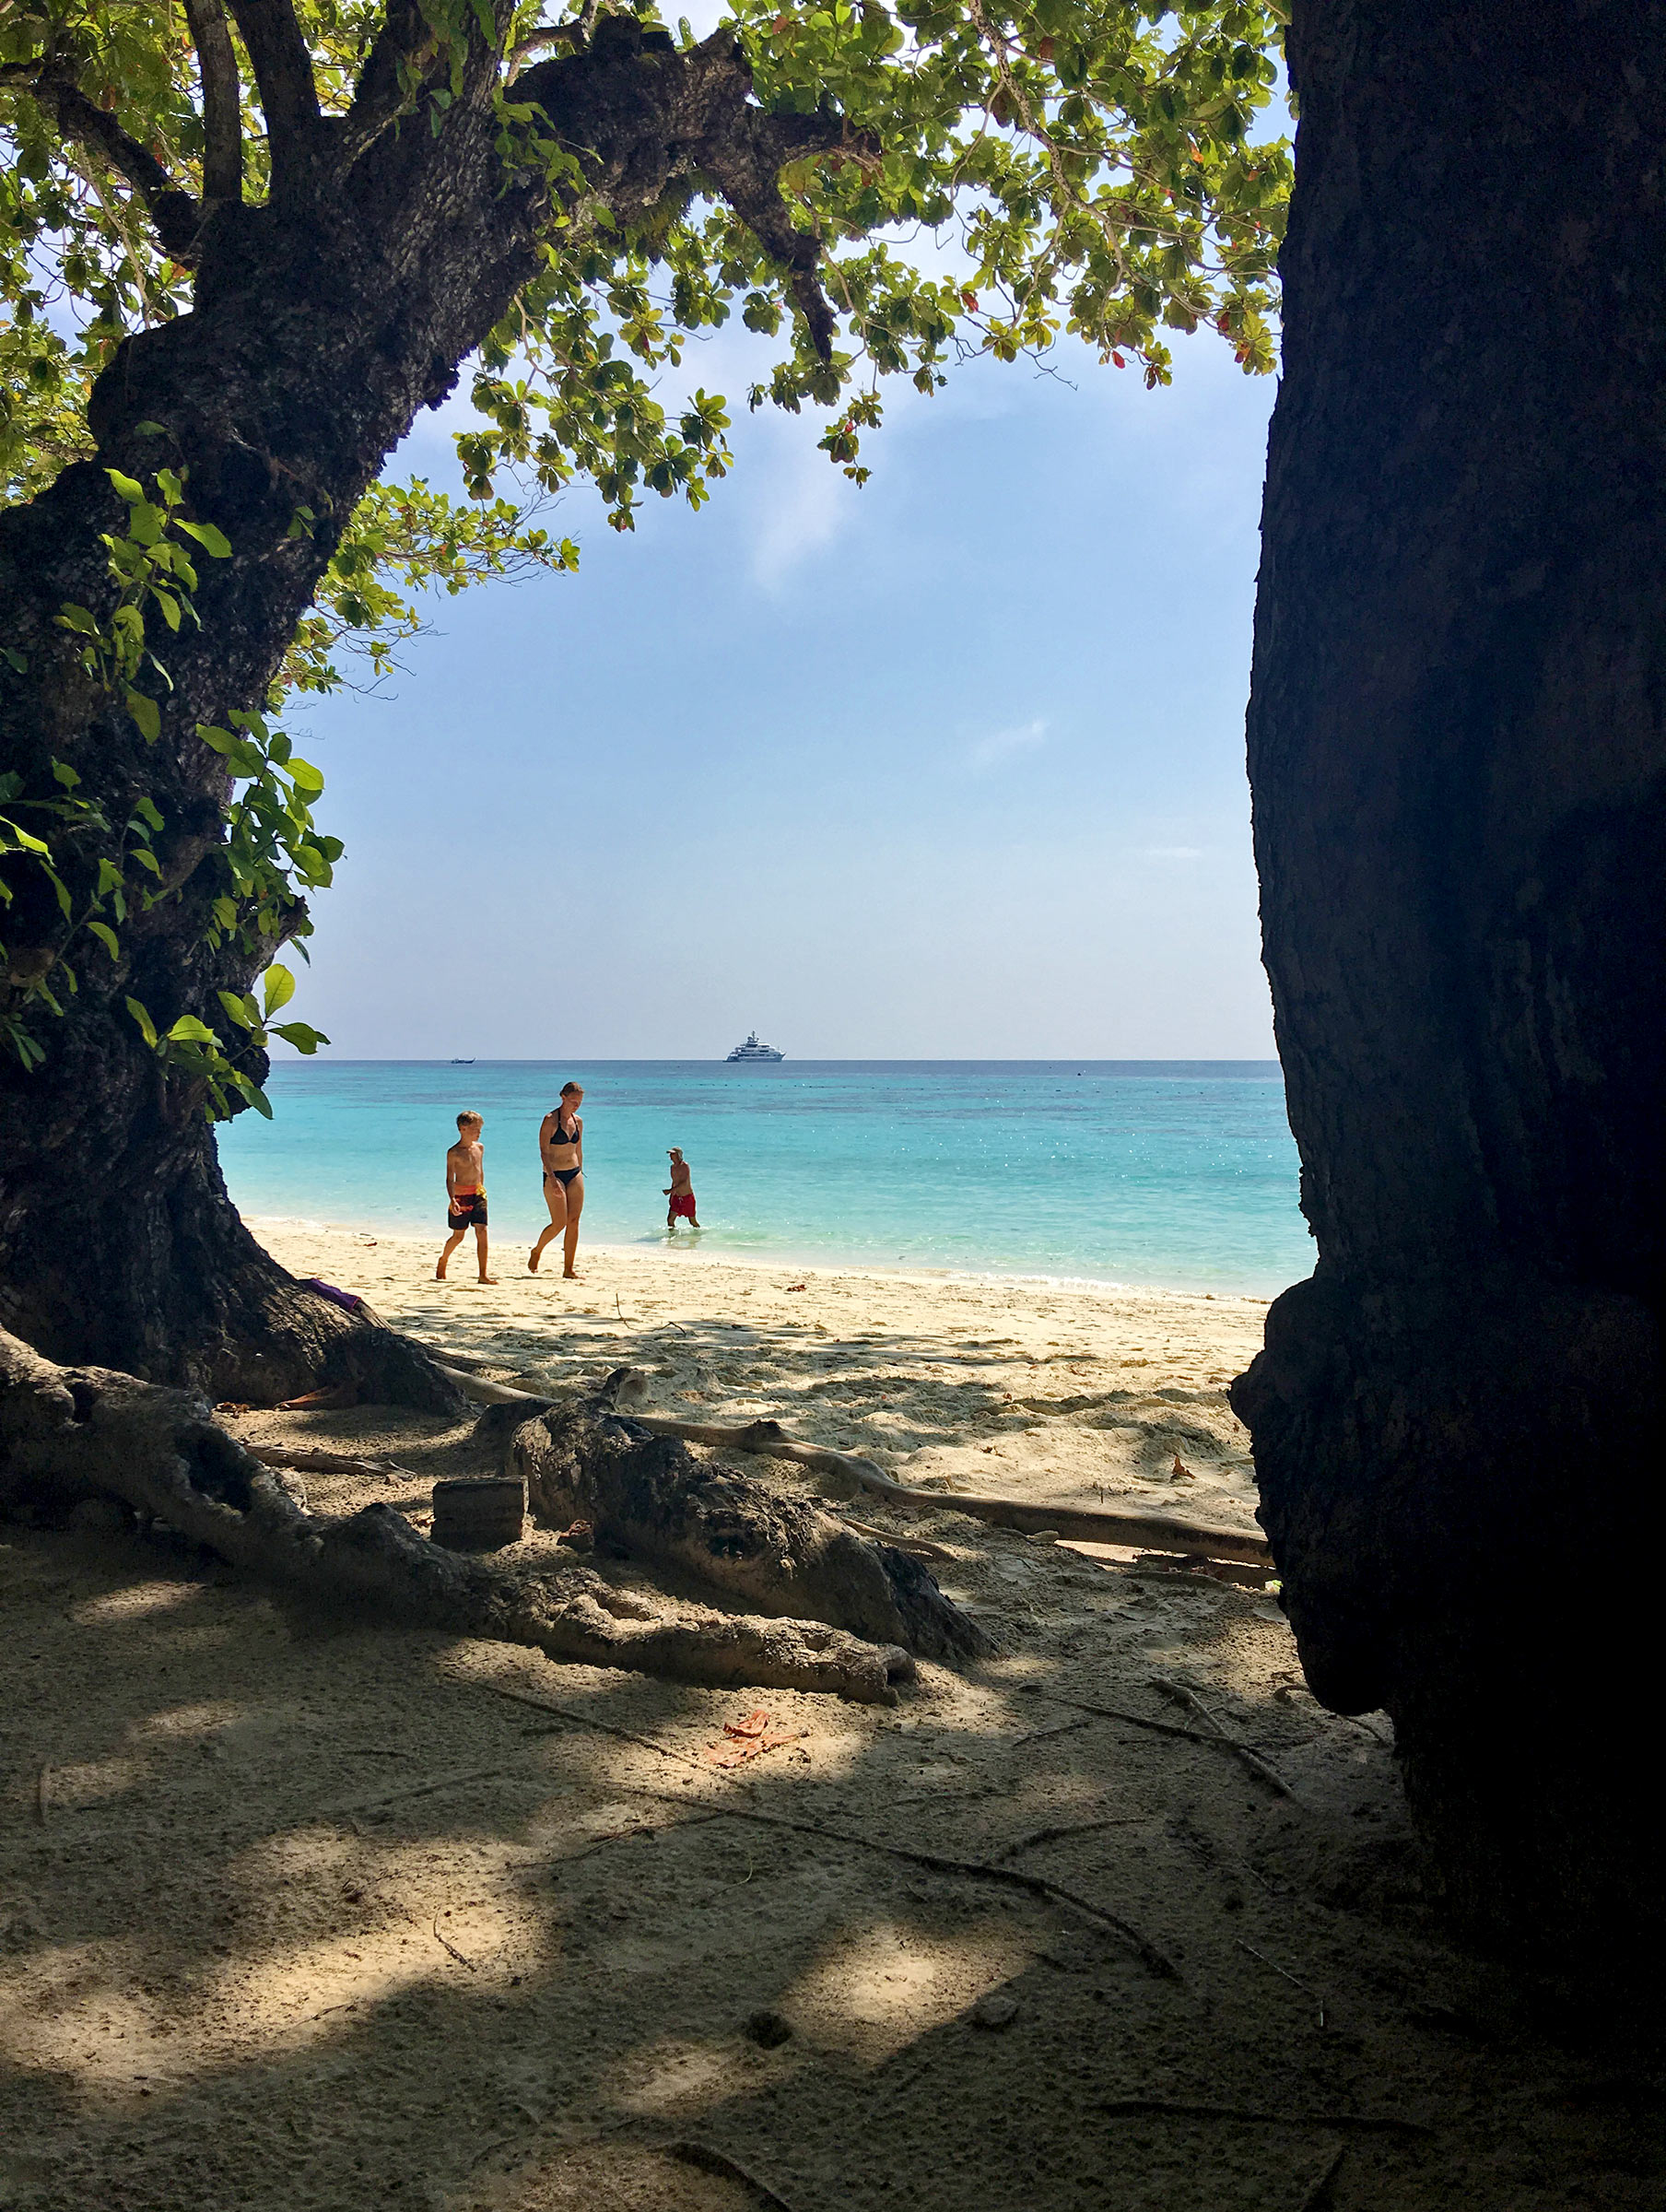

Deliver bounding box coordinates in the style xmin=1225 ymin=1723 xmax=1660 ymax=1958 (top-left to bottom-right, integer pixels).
xmin=55 ymin=604 xmax=99 ymax=637
xmin=262 ymin=962 xmax=297 ymax=1016
xmin=176 ymin=519 xmax=232 ymax=559
xmin=124 ymin=688 xmax=161 ymax=743
xmin=124 ymin=995 xmax=158 ymax=1048
xmin=88 ymin=921 xmax=120 ymax=959
xmin=134 ymin=794 xmax=165 ymax=832
xmin=196 ymin=724 xmax=235 ymax=755
xmin=165 ymin=1014 xmax=218 ymax=1045
xmin=270 ymin=1020 xmax=329 ymax=1054
xmin=286 ymin=758 xmax=325 ymax=797
xmin=50 ymin=759 xmax=80 ymax=788
xmin=217 ymin=989 xmax=259 ymax=1030
xmin=105 ymin=468 xmax=145 ymax=503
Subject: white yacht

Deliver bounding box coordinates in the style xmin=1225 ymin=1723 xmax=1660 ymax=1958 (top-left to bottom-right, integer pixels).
xmin=725 ymin=1030 xmax=784 ymax=1063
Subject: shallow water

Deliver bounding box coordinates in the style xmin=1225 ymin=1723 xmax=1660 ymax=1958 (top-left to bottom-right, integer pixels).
xmin=218 ymin=1059 xmax=1311 ymax=1295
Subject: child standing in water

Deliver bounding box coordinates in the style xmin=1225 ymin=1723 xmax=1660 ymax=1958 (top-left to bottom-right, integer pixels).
xmin=664 ymin=1147 xmax=700 ymax=1230
xmin=437 ymin=1111 xmax=496 ymax=1282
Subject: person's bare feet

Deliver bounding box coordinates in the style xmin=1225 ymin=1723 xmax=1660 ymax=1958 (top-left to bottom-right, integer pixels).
xmin=478 ymin=1274 xmax=499 ymax=1285
xmin=435 ymin=1265 xmax=448 ymax=1280
xmin=563 ymin=1267 xmax=581 ymax=1279
xmin=528 ymin=1247 xmax=540 ymax=1273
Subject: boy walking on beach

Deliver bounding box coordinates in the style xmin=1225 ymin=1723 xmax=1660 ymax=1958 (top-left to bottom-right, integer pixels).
xmin=664 ymin=1147 xmax=700 ymax=1230
xmin=438 ymin=1112 xmax=496 ymax=1282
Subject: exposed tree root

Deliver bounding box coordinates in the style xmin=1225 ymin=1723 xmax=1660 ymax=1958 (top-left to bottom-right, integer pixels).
xmin=446 ymin=1359 xmax=1269 ymax=1572
xmin=501 ymin=1371 xmax=991 ymax=1664
xmin=0 ymin=1330 xmax=912 ymax=1702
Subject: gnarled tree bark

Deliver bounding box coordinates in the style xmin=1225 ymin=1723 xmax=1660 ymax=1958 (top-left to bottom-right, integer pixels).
xmin=0 ymin=1328 xmax=914 ymax=1702
xmin=1234 ymin=0 xmax=1666 ymax=1948
xmin=503 ymin=1370 xmax=991 ymax=1662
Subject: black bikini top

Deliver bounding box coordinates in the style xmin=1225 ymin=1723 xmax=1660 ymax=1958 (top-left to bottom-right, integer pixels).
xmin=549 ymin=1111 xmax=580 ymax=1148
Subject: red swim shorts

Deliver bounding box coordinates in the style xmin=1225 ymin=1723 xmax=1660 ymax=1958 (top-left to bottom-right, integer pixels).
xmin=669 ymin=1194 xmax=697 ymax=1219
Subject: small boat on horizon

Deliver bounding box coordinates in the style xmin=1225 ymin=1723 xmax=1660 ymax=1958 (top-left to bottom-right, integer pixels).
xmin=725 ymin=1031 xmax=783 ymax=1064
xmin=450 ymin=1056 xmax=475 ymax=1065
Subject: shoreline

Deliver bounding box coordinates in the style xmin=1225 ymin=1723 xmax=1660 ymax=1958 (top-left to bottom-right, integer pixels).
xmin=241 ymin=1209 xmax=1284 ymax=1308
xmin=256 ymin=1221 xmax=1273 ymax=1523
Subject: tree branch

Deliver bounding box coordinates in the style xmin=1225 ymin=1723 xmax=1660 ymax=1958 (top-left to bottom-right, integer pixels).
xmin=185 ymin=0 xmax=244 ymax=204
xmin=342 ymin=0 xmax=427 ymax=166
xmin=513 ymin=31 xmax=853 ymax=361
xmin=227 ymin=0 xmax=323 ymax=187
xmin=25 ymin=65 xmax=202 ymax=262
xmin=695 ymin=101 xmax=849 ymax=360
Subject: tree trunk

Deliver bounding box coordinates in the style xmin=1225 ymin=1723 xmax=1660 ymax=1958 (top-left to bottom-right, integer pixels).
xmin=1233 ymin=0 xmax=1666 ymax=1950
xmin=0 ymin=26 xmax=831 ymax=1398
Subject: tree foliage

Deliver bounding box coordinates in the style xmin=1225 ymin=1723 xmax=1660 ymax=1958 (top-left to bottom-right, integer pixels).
xmin=0 ymin=0 xmax=1288 ymax=1093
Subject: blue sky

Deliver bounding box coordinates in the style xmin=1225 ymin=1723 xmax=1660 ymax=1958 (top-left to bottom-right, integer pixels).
xmin=276 ymin=290 xmax=1278 ymax=1060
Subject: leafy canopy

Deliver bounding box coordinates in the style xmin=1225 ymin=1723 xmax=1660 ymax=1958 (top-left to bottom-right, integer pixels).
xmin=1 ymin=0 xmax=1287 ymax=1098
xmin=3 ymin=0 xmax=1288 ymax=550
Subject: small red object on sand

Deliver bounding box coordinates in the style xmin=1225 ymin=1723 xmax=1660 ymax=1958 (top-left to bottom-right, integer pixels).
xmin=785 ymin=1283 xmax=807 ymax=1293
xmin=703 ymin=1708 xmax=801 ymax=1769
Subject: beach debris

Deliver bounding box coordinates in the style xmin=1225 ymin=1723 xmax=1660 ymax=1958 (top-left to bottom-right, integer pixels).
xmin=214 ymin=1401 xmax=252 ymax=1416
xmin=667 ymin=2141 xmax=799 ymax=2212
xmin=300 ymin=1277 xmax=366 ymax=1313
xmin=971 ymin=1993 xmax=1020 ymax=2030
xmin=556 ymin=1518 xmax=594 ymax=1552
xmin=785 ymin=1283 xmax=807 ymax=1293
xmin=247 ymin=1445 xmax=405 ymax=1479
xmin=430 ymin=1474 xmax=527 ymax=1551
xmin=703 ymin=1709 xmax=801 ymax=1768
xmin=503 ymin=1369 xmax=991 ymax=1664
xmin=1170 ymin=1453 xmax=1196 ymax=1481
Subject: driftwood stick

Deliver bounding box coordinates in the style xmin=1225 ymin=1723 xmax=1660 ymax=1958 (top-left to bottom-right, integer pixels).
xmin=479 ymin=1679 xmax=706 ymax=1767
xmin=667 ymin=2141 xmax=799 ymax=2211
xmin=992 ymin=1812 xmax=1149 ymax=1861
xmin=628 ymin=1408 xmax=1273 ymax=1568
xmin=1150 ymin=1676 xmax=1300 ymax=1801
xmin=435 ymin=1364 xmax=545 ymax=1406
xmin=626 ymin=1786 xmax=1181 ymax=1980
xmin=247 ymin=1445 xmax=405 ymax=1477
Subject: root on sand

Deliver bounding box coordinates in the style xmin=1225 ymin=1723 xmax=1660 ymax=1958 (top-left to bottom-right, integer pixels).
xmin=0 ymin=1329 xmax=916 ymax=1702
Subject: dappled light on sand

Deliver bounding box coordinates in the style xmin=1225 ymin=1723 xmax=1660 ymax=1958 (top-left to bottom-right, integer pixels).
xmin=3 ymin=1243 xmax=1662 ymax=2211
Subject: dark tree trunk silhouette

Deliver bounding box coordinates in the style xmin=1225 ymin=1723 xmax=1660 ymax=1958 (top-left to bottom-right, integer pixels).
xmin=1234 ymin=0 xmax=1666 ymax=1947
xmin=0 ymin=17 xmax=836 ymax=1402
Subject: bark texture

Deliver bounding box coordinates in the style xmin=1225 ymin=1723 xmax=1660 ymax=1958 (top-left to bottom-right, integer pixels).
xmin=0 ymin=1329 xmax=913 ymax=1702
xmin=1234 ymin=0 xmax=1666 ymax=1947
xmin=506 ymin=1371 xmax=991 ymax=1663
xmin=0 ymin=11 xmax=839 ymax=1394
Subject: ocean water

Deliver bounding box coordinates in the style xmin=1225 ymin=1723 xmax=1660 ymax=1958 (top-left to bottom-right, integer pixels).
xmin=217 ymin=1060 xmax=1312 ymax=1296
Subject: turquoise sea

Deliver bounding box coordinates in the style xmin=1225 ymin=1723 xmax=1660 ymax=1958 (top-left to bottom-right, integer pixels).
xmin=217 ymin=1061 xmax=1311 ymax=1297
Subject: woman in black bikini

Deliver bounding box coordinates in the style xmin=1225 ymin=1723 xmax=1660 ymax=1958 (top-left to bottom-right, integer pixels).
xmin=530 ymin=1081 xmax=584 ymax=1277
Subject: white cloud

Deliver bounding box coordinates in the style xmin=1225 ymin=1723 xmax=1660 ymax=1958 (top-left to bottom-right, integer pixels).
xmin=748 ymin=437 xmax=851 ymax=587
xmin=968 ymin=717 xmax=1048 ymax=771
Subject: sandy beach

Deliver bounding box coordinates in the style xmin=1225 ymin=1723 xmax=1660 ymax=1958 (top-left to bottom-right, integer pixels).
xmin=5 ymin=1223 xmax=1648 ymax=2211
xmin=256 ymin=1221 xmax=1274 ymax=1538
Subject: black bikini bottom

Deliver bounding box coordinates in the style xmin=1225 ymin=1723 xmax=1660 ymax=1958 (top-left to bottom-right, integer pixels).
xmin=546 ymin=1166 xmax=581 ymax=1187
